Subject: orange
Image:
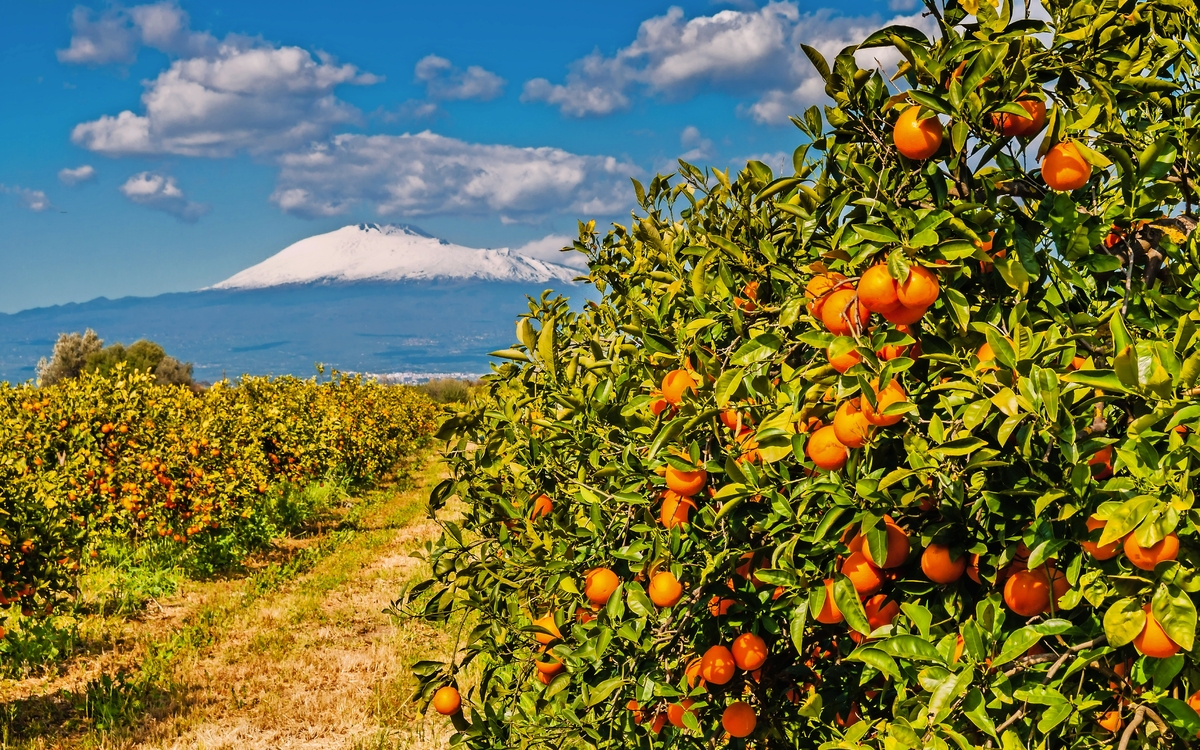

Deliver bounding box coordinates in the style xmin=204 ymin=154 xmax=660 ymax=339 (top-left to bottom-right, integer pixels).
xmin=992 ymin=98 xmax=1047 ymax=137
xmin=734 ymin=281 xmax=759 ymax=312
xmin=862 ymin=378 xmax=907 ymax=427
xmin=661 ymin=369 xmax=698 ymax=405
xmin=685 ymin=657 xmax=704 ymax=688
xmin=722 ymin=701 xmax=757 ymax=738
xmin=432 ymin=686 xmax=461 ymax=715
xmin=893 ymin=106 xmax=944 ymax=160
xmin=806 ymin=273 xmax=846 ymax=317
xmin=731 ymin=633 xmax=769 ymax=671
xmin=857 ymin=264 xmax=899 ymax=313
xmin=667 ymin=698 xmax=695 ymax=728
xmin=967 ymin=553 xmax=981 ymax=584
xmin=1003 ymin=569 xmax=1050 ymax=617
xmin=532 ymin=494 xmax=553 ymax=517
xmin=585 ymin=568 xmax=620 ymax=606
xmin=806 ymin=425 xmax=848 ymax=471
xmin=814 ymin=578 xmax=843 ymax=624
xmin=820 ymin=288 xmax=868 ymax=336
xmin=1098 ymin=710 xmax=1123 ymax=733
xmin=897 ymin=265 xmax=940 ymax=308
xmin=1081 ymin=515 xmax=1121 ymax=560
xmin=534 ymin=655 xmax=564 ymax=677
xmin=627 ymin=699 xmax=644 ymax=724
xmin=864 ymin=593 xmax=900 ymax=631
xmin=975 ymin=342 xmax=998 ymax=370
xmin=828 ymin=346 xmax=863 ymax=374
xmin=650 ymin=397 xmax=671 ymax=417
xmin=880 ymin=301 xmax=928 ymax=325
xmin=1188 ymin=690 xmax=1200 ymax=737
xmin=665 ymin=465 xmax=707 ymax=495
xmin=1134 ymin=605 xmax=1180 ymax=658
xmin=532 ymin=614 xmax=562 ymax=645
xmin=836 ymin=704 xmax=861 ymax=727
xmin=660 ymin=491 xmax=695 ymax=529
xmin=1042 ymin=141 xmax=1093 ymax=191
xmin=720 ymin=409 xmax=746 ymax=432
xmin=922 ymin=543 xmax=967 ymax=584
xmin=1124 ymin=532 xmax=1179 ymax=571
xmin=841 ymin=550 xmax=884 ymax=595
xmin=648 ymin=571 xmax=684 ymax=607
xmin=649 ymin=713 xmax=667 ymax=734
xmin=709 ymin=595 xmax=735 ymax=616
xmin=862 ymin=521 xmax=909 ymax=568
xmin=833 ymin=399 xmax=871 ymax=449
xmin=700 ymin=645 xmax=736 ymax=685
xmin=1089 ymin=445 xmax=1114 ymax=479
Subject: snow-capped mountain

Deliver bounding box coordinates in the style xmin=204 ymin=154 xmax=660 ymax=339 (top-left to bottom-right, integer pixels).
xmin=211 ymin=223 xmax=580 ymax=289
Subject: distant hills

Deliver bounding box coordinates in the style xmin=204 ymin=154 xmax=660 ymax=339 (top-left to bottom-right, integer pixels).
xmin=0 ymin=224 xmax=587 ymax=383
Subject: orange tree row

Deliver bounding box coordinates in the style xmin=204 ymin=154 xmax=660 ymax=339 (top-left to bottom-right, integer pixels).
xmin=410 ymin=1 xmax=1200 ymax=748
xmin=0 ymin=367 xmax=437 ymax=621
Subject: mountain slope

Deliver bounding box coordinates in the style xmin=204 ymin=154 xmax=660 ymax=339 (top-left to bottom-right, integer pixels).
xmin=212 ymin=223 xmax=580 ymax=289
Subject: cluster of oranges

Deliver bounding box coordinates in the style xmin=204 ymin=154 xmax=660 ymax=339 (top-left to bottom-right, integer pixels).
xmin=891 ymin=92 xmax=1093 ymax=192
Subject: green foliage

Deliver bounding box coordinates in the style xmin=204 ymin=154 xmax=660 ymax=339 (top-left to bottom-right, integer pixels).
xmin=413 ymin=1 xmax=1200 ymax=748
xmin=415 ymin=378 xmax=479 ymax=404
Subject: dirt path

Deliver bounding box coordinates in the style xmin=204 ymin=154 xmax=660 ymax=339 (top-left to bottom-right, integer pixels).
xmin=2 ymin=457 xmax=454 ymax=750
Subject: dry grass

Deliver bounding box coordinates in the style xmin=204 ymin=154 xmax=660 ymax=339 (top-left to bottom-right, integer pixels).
xmin=0 ymin=458 xmax=455 ymax=750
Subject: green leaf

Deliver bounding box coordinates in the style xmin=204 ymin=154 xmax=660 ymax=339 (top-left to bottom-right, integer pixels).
xmin=1061 ymin=369 xmax=1133 ymax=394
xmin=625 ymin=584 xmax=655 ymax=618
xmin=878 ymin=634 xmax=944 ymax=662
xmin=964 ymin=688 xmax=998 ymax=739
xmin=1103 ymin=598 xmax=1146 ymax=648
xmin=586 ymin=677 xmax=625 ymax=707
xmin=853 ymin=224 xmax=901 ymax=244
xmin=848 ymin=647 xmax=903 ymax=681
xmin=713 ymin=368 xmax=744 ymax=408
xmin=490 ymin=348 xmax=531 ymax=362
xmin=1152 ymin=584 xmax=1196 ymax=651
xmin=790 ymin=601 xmax=809 ymax=654
xmin=1159 ymin=697 xmax=1200 ymax=737
xmin=992 ymin=627 xmax=1040 ymax=667
xmin=730 ymin=334 xmax=782 ymax=366
xmin=834 ymin=575 xmax=871 ymax=635
xmin=943 ymin=287 xmax=970 ymax=331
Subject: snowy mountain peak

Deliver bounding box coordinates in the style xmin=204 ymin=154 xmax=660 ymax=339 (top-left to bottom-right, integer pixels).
xmin=211 ymin=224 xmax=580 ymax=290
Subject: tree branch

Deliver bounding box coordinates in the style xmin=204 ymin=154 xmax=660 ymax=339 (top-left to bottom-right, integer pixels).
xmin=1118 ymin=705 xmax=1146 ymax=750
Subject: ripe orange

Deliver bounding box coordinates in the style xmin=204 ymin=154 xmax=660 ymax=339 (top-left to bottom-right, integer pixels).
xmin=722 ymin=701 xmax=757 ymax=738
xmin=1134 ymin=605 xmax=1180 ymax=658
xmin=665 ymin=465 xmax=707 ymax=495
xmin=649 ymin=713 xmax=667 ymax=734
xmin=862 ymin=521 xmax=909 ymax=568
xmin=880 ymin=301 xmax=928 ymax=325
xmin=1089 ymin=445 xmax=1114 ymax=479
xmin=532 ymin=614 xmax=562 ymax=645
xmin=709 ymin=595 xmax=735 ymax=616
xmin=685 ymin=656 xmax=704 ymax=688
xmin=535 ymin=655 xmax=564 ymax=677
xmin=734 ymin=281 xmax=759 ymax=312
xmin=432 ymin=685 xmax=461 ymax=715
xmin=857 ymin=264 xmax=899 ymax=313
xmin=1003 ymin=569 xmax=1050 ymax=617
xmin=585 ymin=568 xmax=620 ymax=606
xmin=820 ymin=288 xmax=868 ymax=336
xmin=828 ymin=346 xmax=863 ymax=374
xmin=720 ymin=409 xmax=746 ymax=432
xmin=650 ymin=397 xmax=671 ymax=417
xmin=627 ymin=699 xmax=644 ymax=724
xmin=1043 ymin=141 xmax=1093 ymax=191
xmin=1098 ymin=710 xmax=1123 ymax=733
xmin=731 ymin=633 xmax=769 ymax=671
xmin=864 ymin=593 xmax=900 ymax=631
xmin=667 ymin=698 xmax=695 ymax=728
xmin=807 ymin=425 xmax=848 ymax=471
xmin=700 ymin=645 xmax=736 ymax=685
xmin=862 ymin=378 xmax=907 ymax=427
xmin=897 ymin=265 xmax=940 ymax=308
xmin=1124 ymin=532 xmax=1179 ymax=571
xmin=975 ymin=342 xmax=998 ymax=371
xmin=1081 ymin=515 xmax=1121 ymax=560
xmin=833 ymin=399 xmax=871 ymax=449
xmin=922 ymin=543 xmax=967 ymax=583
xmin=836 ymin=703 xmax=861 ymax=727
xmin=842 ymin=550 xmax=884 ymax=595
xmin=648 ymin=571 xmax=683 ymax=607
xmin=806 ymin=273 xmax=846 ymax=317
xmin=661 ymin=369 xmax=698 ymax=405
xmin=532 ymin=494 xmax=553 ymax=517
xmin=1187 ymin=690 xmax=1200 ymax=736
xmin=967 ymin=553 xmax=981 ymax=584
xmin=814 ymin=578 xmax=843 ymax=624
xmin=893 ymin=106 xmax=944 ymax=160
xmin=992 ymin=98 xmax=1047 ymax=137
xmin=660 ymin=491 xmax=695 ymax=529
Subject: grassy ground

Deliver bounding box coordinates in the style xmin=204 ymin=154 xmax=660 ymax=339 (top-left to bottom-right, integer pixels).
xmin=0 ymin=456 xmax=453 ymax=750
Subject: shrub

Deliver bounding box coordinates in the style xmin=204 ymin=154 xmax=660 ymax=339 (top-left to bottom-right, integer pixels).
xmin=35 ymin=329 xmax=103 ymax=386
xmin=413 ymin=2 xmax=1200 ymax=748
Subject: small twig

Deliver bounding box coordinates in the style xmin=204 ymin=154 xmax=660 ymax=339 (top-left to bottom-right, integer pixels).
xmin=995 ymin=708 xmax=1025 ymax=734
xmin=1118 ymin=705 xmax=1146 ymax=750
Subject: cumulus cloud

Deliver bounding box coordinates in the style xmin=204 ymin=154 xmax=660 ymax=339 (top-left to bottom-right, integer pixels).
xmin=512 ymin=234 xmax=588 ymax=270
xmin=58 ymin=1 xmax=216 ymax=65
xmin=679 ymin=125 xmax=715 ymax=163
xmin=0 ymin=186 xmax=51 ymax=212
xmin=58 ymin=165 xmax=97 ymax=186
xmin=415 ymin=55 xmax=505 ymax=101
xmin=270 ymin=131 xmax=637 ymax=222
xmin=67 ymin=2 xmax=380 ymax=158
xmin=522 ymin=2 xmax=935 ymax=123
xmin=119 ymin=171 xmax=210 ymax=222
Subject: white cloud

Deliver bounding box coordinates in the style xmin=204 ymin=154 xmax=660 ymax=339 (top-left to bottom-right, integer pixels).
xmin=119 ymin=171 xmax=210 ymax=222
xmin=0 ymin=186 xmax=51 ymax=212
xmin=58 ymin=1 xmax=216 ymax=65
xmin=58 ymin=165 xmax=97 ymax=186
xmin=522 ymin=2 xmax=935 ymax=123
xmin=511 ymin=234 xmax=588 ymax=269
xmin=888 ymin=0 xmax=921 ymax=10
xmin=415 ymin=55 xmax=505 ymax=101
xmin=270 ymin=131 xmax=637 ymax=221
xmin=679 ymin=125 xmax=715 ymax=163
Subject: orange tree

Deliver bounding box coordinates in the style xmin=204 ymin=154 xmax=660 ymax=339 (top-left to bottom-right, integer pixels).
xmin=410 ymin=1 xmax=1200 ymax=747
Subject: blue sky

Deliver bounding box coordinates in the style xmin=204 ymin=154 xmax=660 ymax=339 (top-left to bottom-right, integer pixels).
xmin=0 ymin=0 xmax=924 ymax=313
